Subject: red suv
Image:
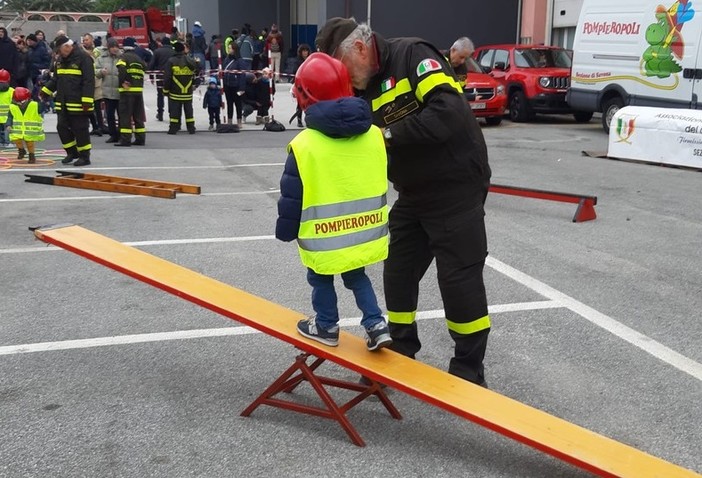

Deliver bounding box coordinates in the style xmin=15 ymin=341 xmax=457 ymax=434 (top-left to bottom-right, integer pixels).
xmin=473 ymin=44 xmax=592 ymax=123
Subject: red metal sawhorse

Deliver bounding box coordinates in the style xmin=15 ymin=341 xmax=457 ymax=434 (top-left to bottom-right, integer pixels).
xmin=241 ymin=351 xmax=401 ymax=446
xmin=489 ymin=183 xmax=598 ymax=222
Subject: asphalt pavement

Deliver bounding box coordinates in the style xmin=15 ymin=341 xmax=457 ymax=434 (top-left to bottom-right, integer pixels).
xmin=0 ymin=83 xmax=700 ymax=478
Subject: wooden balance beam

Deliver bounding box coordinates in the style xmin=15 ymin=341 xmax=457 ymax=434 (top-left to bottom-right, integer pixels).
xmin=31 ymin=225 xmax=698 ymax=478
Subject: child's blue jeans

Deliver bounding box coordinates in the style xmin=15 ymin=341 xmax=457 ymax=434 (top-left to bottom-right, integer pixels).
xmin=307 ymin=267 xmax=384 ymax=331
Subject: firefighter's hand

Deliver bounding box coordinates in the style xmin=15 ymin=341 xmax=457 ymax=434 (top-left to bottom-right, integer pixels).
xmin=122 ymin=81 xmax=131 ymax=90
xmin=82 ymin=102 xmax=91 ymax=111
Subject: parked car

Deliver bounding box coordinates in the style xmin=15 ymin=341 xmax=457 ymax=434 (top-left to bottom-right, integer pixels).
xmin=473 ymin=44 xmax=593 ymax=123
xmin=463 ymin=56 xmax=507 ymax=126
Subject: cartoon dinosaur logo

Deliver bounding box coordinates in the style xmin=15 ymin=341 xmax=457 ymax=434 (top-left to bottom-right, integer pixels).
xmin=642 ymin=0 xmax=696 ymax=78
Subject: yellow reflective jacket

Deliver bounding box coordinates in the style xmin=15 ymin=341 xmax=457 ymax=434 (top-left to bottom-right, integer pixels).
xmin=9 ymin=101 xmax=45 ymax=142
xmin=290 ymin=126 xmax=389 ymax=275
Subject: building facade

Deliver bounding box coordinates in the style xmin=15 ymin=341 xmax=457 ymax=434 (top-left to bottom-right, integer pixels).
xmin=174 ymin=0 xmax=521 ymax=58
xmin=520 ymin=0 xmax=584 ymax=48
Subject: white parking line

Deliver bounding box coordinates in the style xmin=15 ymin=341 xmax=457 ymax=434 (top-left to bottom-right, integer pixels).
xmin=0 ymin=163 xmax=284 ymax=173
xmin=487 ymin=256 xmax=702 ymax=381
xmin=0 ymin=190 xmax=280 ymax=203
xmin=2 ymin=234 xmax=699 ymax=381
xmin=0 ymin=301 xmax=562 ymax=356
xmin=0 ymin=235 xmax=277 ymax=254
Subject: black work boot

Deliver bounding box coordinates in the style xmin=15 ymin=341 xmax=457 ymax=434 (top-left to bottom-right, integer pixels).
xmin=17 ymin=148 xmax=26 ymax=160
xmin=167 ymin=125 xmax=178 ymax=135
xmin=73 ymin=154 xmax=91 ymax=167
xmin=28 ymin=153 xmax=36 ymax=164
xmin=61 ymin=146 xmax=79 ymax=164
xmin=187 ymin=125 xmax=196 ymax=135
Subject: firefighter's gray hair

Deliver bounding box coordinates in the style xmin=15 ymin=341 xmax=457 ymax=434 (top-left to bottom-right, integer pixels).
xmin=451 ymin=37 xmax=475 ymax=55
xmin=336 ymin=22 xmax=374 ymax=55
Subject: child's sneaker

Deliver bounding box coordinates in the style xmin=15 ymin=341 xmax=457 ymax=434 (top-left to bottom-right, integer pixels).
xmin=297 ymin=316 xmax=339 ymax=347
xmin=366 ymin=321 xmax=393 ymax=351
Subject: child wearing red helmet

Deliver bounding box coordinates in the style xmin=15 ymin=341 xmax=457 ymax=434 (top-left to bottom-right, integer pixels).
xmin=8 ymin=87 xmax=45 ymax=163
xmin=0 ymin=69 xmax=14 ymax=147
xmin=276 ymin=53 xmax=392 ymax=351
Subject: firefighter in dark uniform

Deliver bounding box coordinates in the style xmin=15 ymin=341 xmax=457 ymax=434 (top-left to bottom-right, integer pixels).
xmin=316 ymin=18 xmax=492 ymax=386
xmin=162 ymin=41 xmax=197 ymax=134
xmin=41 ymin=36 xmax=94 ymax=166
xmin=114 ymin=37 xmax=146 ymax=147
xmin=445 ymin=37 xmax=475 ymax=85
xmin=147 ymin=36 xmax=175 ymax=122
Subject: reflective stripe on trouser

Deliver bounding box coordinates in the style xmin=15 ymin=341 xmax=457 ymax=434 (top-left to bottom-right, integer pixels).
xmin=118 ymin=94 xmax=146 ymax=143
xmin=56 ymin=112 xmax=91 ymax=158
xmin=384 ymin=198 xmax=490 ymax=385
xmin=168 ymin=98 xmax=194 ymax=131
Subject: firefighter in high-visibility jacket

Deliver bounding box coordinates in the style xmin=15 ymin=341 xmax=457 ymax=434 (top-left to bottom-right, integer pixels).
xmin=114 ymin=37 xmax=147 ymax=147
xmin=317 ymin=18 xmax=492 ymax=386
xmin=162 ymin=41 xmax=197 ymax=134
xmin=41 ymin=36 xmax=95 ymax=167
xmin=8 ymin=87 xmax=44 ymax=164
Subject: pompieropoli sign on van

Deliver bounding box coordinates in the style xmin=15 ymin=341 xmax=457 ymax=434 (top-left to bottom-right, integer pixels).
xmin=608 ymin=106 xmax=702 ymax=168
xmin=581 ymin=21 xmax=642 ymax=35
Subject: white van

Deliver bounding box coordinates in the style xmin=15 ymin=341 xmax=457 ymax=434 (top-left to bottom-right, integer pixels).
xmin=567 ymin=0 xmax=702 ymax=132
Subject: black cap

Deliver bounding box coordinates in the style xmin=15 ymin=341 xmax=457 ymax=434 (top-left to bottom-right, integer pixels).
xmin=173 ymin=41 xmax=185 ymax=52
xmin=54 ymin=35 xmax=71 ymax=48
xmin=315 ymin=17 xmax=358 ymax=55
xmin=26 ymin=33 xmax=37 ymax=42
xmin=122 ymin=37 xmax=137 ymax=48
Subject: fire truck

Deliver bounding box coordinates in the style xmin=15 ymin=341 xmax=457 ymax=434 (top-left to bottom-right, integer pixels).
xmin=108 ymin=7 xmax=175 ymax=48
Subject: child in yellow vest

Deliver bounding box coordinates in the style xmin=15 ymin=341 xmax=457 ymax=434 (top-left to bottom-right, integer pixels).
xmin=0 ymin=69 xmax=14 ymax=147
xmin=8 ymin=87 xmax=45 ymax=164
xmin=275 ymin=53 xmax=392 ymax=351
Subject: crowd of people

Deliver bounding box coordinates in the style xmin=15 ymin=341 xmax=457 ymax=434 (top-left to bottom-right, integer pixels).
xmin=0 ymin=19 xmax=311 ymax=164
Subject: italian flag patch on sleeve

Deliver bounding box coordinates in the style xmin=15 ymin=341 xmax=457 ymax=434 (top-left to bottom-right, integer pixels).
xmin=381 ymin=77 xmax=396 ymax=92
xmin=416 ymin=58 xmax=442 ymax=76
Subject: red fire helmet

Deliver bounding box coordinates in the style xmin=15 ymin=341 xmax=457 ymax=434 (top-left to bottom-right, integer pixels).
xmin=0 ymin=69 xmax=10 ymax=83
xmin=13 ymin=87 xmax=31 ymax=102
xmin=294 ymin=52 xmax=353 ymax=111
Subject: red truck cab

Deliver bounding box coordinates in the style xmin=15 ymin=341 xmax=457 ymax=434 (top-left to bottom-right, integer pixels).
xmin=108 ymin=7 xmax=174 ymax=48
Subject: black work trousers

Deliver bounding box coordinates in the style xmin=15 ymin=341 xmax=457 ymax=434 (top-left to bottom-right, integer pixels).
xmin=104 ymin=98 xmax=119 ymax=140
xmin=223 ymin=85 xmax=243 ymax=121
xmin=56 ymin=111 xmax=91 ymax=159
xmin=383 ymin=197 xmax=490 ymax=385
xmin=89 ymin=98 xmax=105 ymax=131
xmin=155 ymin=73 xmax=165 ymax=119
xmin=168 ymin=98 xmax=195 ymax=132
xmin=118 ymin=94 xmax=146 ymax=144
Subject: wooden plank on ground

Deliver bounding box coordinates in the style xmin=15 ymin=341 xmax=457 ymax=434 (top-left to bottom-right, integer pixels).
xmin=33 ymin=225 xmax=700 ymax=478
